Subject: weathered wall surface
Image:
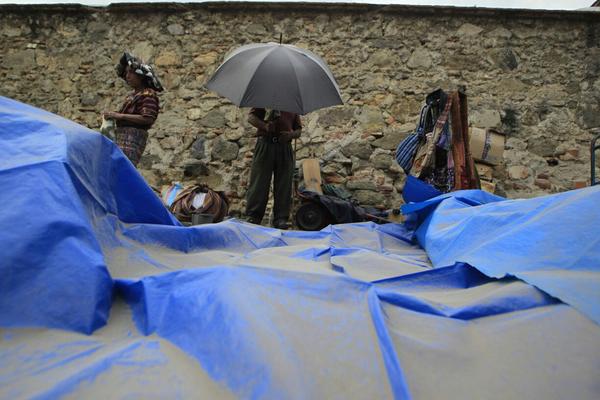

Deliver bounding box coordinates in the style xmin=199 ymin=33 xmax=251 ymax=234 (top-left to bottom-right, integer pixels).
xmin=1 ymin=3 xmax=599 ymax=216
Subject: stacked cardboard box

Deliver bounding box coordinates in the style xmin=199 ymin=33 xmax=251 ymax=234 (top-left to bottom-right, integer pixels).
xmin=469 ymin=127 xmax=506 ymax=194
xmin=475 ymin=163 xmax=497 ymax=193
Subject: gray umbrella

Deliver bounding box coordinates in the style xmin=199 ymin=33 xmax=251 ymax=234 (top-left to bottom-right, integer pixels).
xmin=205 ymin=43 xmax=343 ymax=115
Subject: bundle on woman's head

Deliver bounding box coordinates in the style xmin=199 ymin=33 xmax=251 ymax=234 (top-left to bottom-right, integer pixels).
xmin=115 ymin=52 xmax=164 ymax=92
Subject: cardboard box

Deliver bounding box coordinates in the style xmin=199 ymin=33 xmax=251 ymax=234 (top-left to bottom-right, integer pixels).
xmin=475 ymin=162 xmax=494 ymax=181
xmin=480 ymin=179 xmax=496 ymax=194
xmin=302 ymin=158 xmax=323 ymax=194
xmin=469 ymin=127 xmax=506 ymax=165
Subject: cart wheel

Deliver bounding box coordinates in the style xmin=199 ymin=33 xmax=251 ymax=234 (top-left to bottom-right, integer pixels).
xmin=295 ymin=202 xmax=331 ymax=231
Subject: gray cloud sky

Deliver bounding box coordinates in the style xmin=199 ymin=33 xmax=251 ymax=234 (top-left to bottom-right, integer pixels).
xmin=0 ymin=0 xmax=595 ymax=10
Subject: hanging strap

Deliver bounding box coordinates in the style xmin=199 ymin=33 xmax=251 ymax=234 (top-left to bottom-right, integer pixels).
xmin=410 ymin=96 xmax=453 ymax=179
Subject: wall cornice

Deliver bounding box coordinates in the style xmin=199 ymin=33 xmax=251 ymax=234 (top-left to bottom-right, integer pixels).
xmin=0 ymin=2 xmax=598 ymax=21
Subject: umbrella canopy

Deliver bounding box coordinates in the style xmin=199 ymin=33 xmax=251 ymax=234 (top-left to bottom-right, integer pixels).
xmin=205 ymin=43 xmax=343 ymax=115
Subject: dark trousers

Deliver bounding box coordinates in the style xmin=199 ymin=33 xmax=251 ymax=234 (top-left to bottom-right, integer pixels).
xmin=245 ymin=137 xmax=294 ymax=224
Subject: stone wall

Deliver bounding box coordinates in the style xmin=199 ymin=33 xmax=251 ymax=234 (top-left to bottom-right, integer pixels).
xmin=1 ymin=3 xmax=599 ymax=217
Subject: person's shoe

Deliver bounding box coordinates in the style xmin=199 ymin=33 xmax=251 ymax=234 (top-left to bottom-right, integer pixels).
xmin=246 ymin=216 xmax=262 ymax=225
xmin=273 ymin=220 xmax=289 ymax=230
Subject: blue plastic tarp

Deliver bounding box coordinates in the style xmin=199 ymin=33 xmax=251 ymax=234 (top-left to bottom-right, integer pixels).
xmin=401 ymin=187 xmax=600 ymax=325
xmin=0 ymin=96 xmax=178 ymax=334
xmin=1 ymin=96 xmax=599 ymax=399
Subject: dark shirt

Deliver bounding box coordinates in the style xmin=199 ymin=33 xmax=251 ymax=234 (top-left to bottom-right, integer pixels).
xmin=118 ymin=88 xmax=159 ymax=128
xmin=250 ymin=108 xmax=301 ymax=134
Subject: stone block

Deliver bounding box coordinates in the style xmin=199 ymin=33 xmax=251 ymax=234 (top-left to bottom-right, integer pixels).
xmin=407 ymin=48 xmax=432 ymax=69
xmin=167 ymin=24 xmax=185 ymax=35
xmin=57 ymin=98 xmax=74 ymax=117
xmin=184 ymin=161 xmax=209 ymax=178
xmin=528 ymin=139 xmax=557 ymax=157
xmin=372 ymin=130 xmax=409 ymax=151
xmin=457 ymin=23 xmax=483 ymax=37
xmin=470 ymin=110 xmax=502 ymax=129
xmin=352 ymin=189 xmax=385 ymax=206
xmin=372 ymin=153 xmax=392 ymax=170
xmin=155 ymin=51 xmax=179 ymax=67
xmin=371 ymin=49 xmax=395 ymax=67
xmin=490 ymin=48 xmax=518 ymax=71
xmin=534 ymin=178 xmax=551 ymax=190
xmin=138 ymin=154 xmax=160 ymax=170
xmin=537 ymin=172 xmax=550 ymax=180
xmin=132 ymin=42 xmax=154 ymax=62
xmin=194 ymin=52 xmax=219 ymax=67
xmin=187 ymin=108 xmax=204 ymax=121
xmin=2 ymin=24 xmax=29 ymax=37
xmin=371 ymin=38 xmax=403 ymax=49
xmin=190 ymin=137 xmax=206 ymax=159
xmin=488 ymin=27 xmax=512 ymax=39
xmin=498 ymin=78 xmax=527 ymax=93
xmin=247 ymin=23 xmax=267 ymax=35
xmin=322 ymin=163 xmax=346 ymax=175
xmin=323 ymin=172 xmax=346 ymax=184
xmin=579 ymin=102 xmax=600 ymax=128
xmin=87 ymin=21 xmax=109 ymax=40
xmin=357 ymin=106 xmax=385 ymax=131
xmin=5 ymin=50 xmax=35 ymax=70
xmin=200 ymin=110 xmax=226 ymax=128
xmin=559 ymin=152 xmax=577 ymax=161
xmin=224 ymin=127 xmax=245 ymax=142
xmin=566 ymin=148 xmax=579 ymax=158
xmin=211 ymin=138 xmax=239 ymax=161
xmin=203 ymin=173 xmax=224 ymax=191
xmin=508 ymin=165 xmax=530 ymax=180
xmin=160 ymin=135 xmax=180 ymax=150
xmin=80 ymin=93 xmax=99 ymax=107
xmin=444 ymin=54 xmax=480 ymax=72
xmin=346 ymin=180 xmax=377 ymax=190
xmin=40 ymin=79 xmax=54 ymax=93
xmin=342 ymin=141 xmax=373 ymax=160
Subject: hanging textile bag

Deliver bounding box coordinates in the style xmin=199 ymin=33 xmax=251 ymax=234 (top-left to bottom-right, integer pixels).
xmin=395 ymin=133 xmax=421 ymax=174
xmin=394 ymin=104 xmax=431 ymax=174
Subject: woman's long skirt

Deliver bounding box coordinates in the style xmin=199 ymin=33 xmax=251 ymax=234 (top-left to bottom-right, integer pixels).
xmin=115 ymin=126 xmax=148 ymax=166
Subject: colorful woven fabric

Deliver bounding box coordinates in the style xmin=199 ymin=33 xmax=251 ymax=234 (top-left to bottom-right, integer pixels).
xmin=396 ymin=89 xmax=479 ymax=194
xmin=118 ymin=88 xmax=160 ymax=128
xmin=411 ymin=96 xmax=453 ymax=180
xmin=115 ymin=126 xmax=148 ymax=166
xmin=395 ymin=133 xmax=422 ymax=174
xmin=113 ymin=88 xmax=160 ymax=165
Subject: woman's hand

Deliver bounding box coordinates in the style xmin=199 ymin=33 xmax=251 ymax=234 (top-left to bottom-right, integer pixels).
xmin=103 ymin=111 xmax=122 ymax=120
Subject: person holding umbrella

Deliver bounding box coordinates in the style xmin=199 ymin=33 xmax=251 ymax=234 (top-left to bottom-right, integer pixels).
xmin=204 ymin=40 xmax=343 ymax=228
xmin=245 ymin=108 xmax=302 ymax=229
